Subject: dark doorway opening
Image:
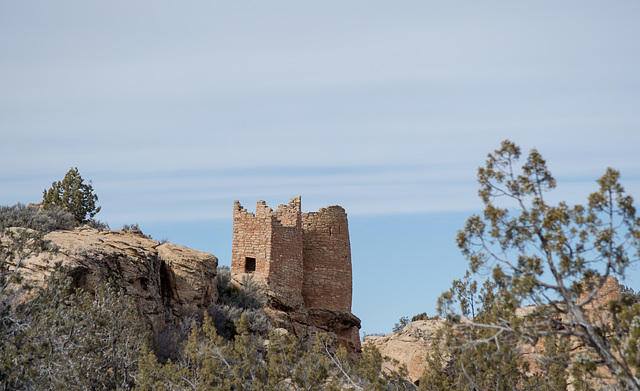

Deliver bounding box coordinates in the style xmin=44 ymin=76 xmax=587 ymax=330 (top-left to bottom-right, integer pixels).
xmin=244 ymin=257 xmax=256 ymax=273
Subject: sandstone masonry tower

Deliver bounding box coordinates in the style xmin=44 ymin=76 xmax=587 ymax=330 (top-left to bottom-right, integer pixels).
xmin=231 ymin=196 xmax=352 ymax=312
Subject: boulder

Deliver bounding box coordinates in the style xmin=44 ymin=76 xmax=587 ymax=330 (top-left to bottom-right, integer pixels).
xmin=157 ymin=242 xmax=218 ymax=314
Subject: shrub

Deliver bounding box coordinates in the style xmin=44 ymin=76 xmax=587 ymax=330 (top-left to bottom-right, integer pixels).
xmin=154 ymin=307 xmax=205 ymax=364
xmin=121 ymin=223 xmax=153 ymax=239
xmin=1 ymin=268 xmax=149 ymax=390
xmin=361 ymin=331 xmax=386 ymax=339
xmin=411 ymin=312 xmax=428 ymax=322
xmin=121 ymin=223 xmax=140 ymax=231
xmin=86 ymin=218 xmax=109 ymax=231
xmin=211 ymin=266 xmax=270 ymax=340
xmin=392 ymin=316 xmax=409 ymax=333
xmin=0 ymin=203 xmax=74 ymax=232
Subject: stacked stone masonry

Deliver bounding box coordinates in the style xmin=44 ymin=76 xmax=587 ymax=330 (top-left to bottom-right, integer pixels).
xmin=231 ymin=196 xmax=352 ymax=312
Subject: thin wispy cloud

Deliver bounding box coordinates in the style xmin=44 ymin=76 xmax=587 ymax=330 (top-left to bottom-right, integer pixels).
xmin=2 ymin=1 xmax=640 ymax=332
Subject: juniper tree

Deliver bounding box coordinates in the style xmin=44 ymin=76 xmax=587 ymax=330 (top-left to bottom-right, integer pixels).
xmin=433 ymin=140 xmax=640 ymax=390
xmin=421 ymin=278 xmax=535 ymax=390
xmin=43 ymin=167 xmax=101 ymax=225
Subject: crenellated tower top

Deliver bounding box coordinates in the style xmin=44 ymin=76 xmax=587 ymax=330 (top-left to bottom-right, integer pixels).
xmin=231 ymin=196 xmax=352 ymax=312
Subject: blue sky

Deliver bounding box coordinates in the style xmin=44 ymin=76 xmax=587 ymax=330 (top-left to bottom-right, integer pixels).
xmin=2 ymin=1 xmax=640 ymax=334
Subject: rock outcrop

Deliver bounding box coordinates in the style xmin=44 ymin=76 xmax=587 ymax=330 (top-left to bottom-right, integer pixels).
xmin=308 ymin=308 xmax=362 ymax=355
xmin=233 ymin=274 xmax=362 ymax=357
xmin=7 ymin=225 xmax=360 ymax=357
xmin=364 ymin=320 xmax=446 ymax=383
xmin=10 ymin=226 xmax=218 ymax=332
xmin=365 ymin=278 xmax=627 ymax=385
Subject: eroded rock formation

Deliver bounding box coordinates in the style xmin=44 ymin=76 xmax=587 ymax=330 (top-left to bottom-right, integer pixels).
xmin=364 ymin=320 xmax=446 ymax=383
xmin=365 ymin=277 xmax=627 ymax=385
xmin=6 ymin=223 xmax=361 ymax=357
xmin=9 ymin=226 xmax=218 ymax=332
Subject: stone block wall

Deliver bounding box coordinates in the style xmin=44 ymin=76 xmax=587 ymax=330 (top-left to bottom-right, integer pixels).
xmin=267 ymin=198 xmax=304 ymax=301
xmin=231 ymin=200 xmax=273 ymax=278
xmin=231 ymin=196 xmax=353 ymax=313
xmin=302 ymin=206 xmax=352 ymax=311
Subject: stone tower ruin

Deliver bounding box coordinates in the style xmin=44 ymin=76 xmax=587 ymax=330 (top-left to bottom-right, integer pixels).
xmin=231 ymin=196 xmax=352 ymax=312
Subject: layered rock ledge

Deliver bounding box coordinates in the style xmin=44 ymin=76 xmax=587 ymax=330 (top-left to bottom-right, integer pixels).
xmin=8 ymin=226 xmax=218 ymax=332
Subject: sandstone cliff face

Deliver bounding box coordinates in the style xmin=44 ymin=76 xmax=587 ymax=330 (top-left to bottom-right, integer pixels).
xmin=308 ymin=308 xmax=362 ymax=355
xmin=233 ymin=272 xmax=362 ymax=357
xmin=10 ymin=225 xmax=360 ymax=356
xmin=12 ymin=227 xmax=218 ymax=332
xmin=364 ymin=320 xmax=446 ymax=383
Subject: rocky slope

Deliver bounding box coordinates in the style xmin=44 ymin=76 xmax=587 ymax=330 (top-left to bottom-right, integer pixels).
xmin=264 ymin=305 xmax=362 ymax=357
xmin=7 ymin=226 xmax=362 ymax=356
xmin=231 ymin=273 xmax=362 ymax=357
xmin=364 ymin=320 xmax=445 ymax=383
xmin=10 ymin=226 xmax=218 ymax=332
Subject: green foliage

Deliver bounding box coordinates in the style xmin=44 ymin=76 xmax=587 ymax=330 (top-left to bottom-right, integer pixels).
xmin=535 ymin=335 xmax=571 ymax=391
xmin=418 ymin=333 xmax=453 ymax=391
xmin=424 ymin=140 xmax=640 ymax=390
xmin=140 ymin=266 xmax=416 ymax=390
xmin=153 ymin=266 xmax=271 ymax=364
xmin=2 ymin=252 xmax=412 ymax=390
xmin=411 ymin=312 xmax=428 ymax=322
xmin=392 ymin=312 xmax=429 ymax=332
xmin=42 ymin=167 xmax=101 ymax=225
xmin=1 ymin=268 xmax=149 ymax=390
xmin=1 ymin=206 xmax=142 ymax=389
xmin=211 ymin=266 xmax=271 ymax=340
xmin=393 ymin=316 xmax=409 ymax=333
xmin=138 ymin=313 xmax=415 ymax=390
xmin=1 ymin=211 xmax=57 ymax=375
xmin=423 ymin=278 xmax=533 ymax=390
xmin=1 ymin=202 xmax=94 ymax=321
xmin=450 ymin=271 xmax=477 ymax=318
